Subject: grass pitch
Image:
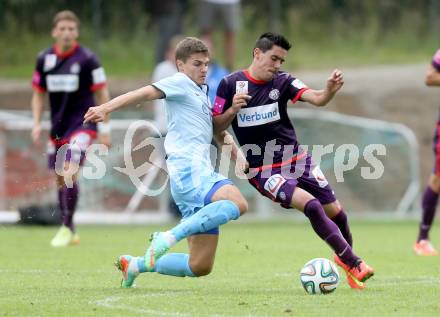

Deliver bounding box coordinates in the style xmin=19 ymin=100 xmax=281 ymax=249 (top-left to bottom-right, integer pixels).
xmin=0 ymin=220 xmax=439 ymax=317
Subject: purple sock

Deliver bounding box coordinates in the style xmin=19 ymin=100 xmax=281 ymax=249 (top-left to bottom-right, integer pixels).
xmin=58 ymin=188 xmax=66 ymax=223
xmin=62 ymin=183 xmax=79 ymax=232
xmin=418 ymin=186 xmax=439 ymax=241
xmin=331 ymin=209 xmax=353 ymax=247
xmin=304 ymin=199 xmax=359 ymax=267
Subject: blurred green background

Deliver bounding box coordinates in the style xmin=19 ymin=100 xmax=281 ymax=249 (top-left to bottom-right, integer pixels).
xmin=1 ymin=0 xmax=439 ymax=79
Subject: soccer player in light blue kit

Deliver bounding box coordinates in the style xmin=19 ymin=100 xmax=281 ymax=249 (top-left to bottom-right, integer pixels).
xmin=84 ymin=37 xmax=248 ymax=287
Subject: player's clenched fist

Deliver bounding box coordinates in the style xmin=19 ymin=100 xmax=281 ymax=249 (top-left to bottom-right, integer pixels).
xmin=326 ymin=69 xmax=344 ymax=94
xmin=84 ymin=106 xmax=108 ymax=123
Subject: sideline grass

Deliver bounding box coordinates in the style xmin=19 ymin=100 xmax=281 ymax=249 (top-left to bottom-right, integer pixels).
xmin=0 ymin=221 xmax=439 ymax=317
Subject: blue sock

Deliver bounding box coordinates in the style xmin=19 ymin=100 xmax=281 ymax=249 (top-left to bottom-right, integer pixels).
xmin=171 ymin=200 xmax=240 ymax=242
xmin=154 ymin=253 xmax=195 ymax=277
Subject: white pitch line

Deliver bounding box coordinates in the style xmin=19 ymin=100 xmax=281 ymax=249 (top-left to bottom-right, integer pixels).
xmin=91 ymin=293 xmax=268 ymax=317
xmin=92 ymin=295 xmax=190 ymax=317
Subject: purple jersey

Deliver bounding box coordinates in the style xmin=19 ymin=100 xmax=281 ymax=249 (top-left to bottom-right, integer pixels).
xmin=32 ymin=43 xmax=107 ymax=144
xmin=214 ymin=70 xmax=309 ymax=168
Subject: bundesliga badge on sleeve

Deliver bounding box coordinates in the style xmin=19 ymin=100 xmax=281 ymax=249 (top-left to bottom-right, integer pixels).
xmin=236 ymin=81 xmax=248 ymax=94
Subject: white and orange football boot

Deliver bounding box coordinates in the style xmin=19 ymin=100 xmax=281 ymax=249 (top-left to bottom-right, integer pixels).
xmin=414 ymin=240 xmax=438 ymax=256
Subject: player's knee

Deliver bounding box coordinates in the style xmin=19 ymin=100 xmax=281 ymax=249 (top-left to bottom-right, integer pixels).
xmin=234 ymin=197 xmax=248 ymax=215
xmin=190 ymin=261 xmax=214 ymax=277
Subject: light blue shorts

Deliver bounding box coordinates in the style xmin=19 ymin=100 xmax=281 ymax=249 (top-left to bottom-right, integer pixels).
xmin=169 ymin=165 xmax=233 ymax=220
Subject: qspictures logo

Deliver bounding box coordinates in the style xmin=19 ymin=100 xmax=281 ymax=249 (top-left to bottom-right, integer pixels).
xmin=54 ymin=120 xmax=387 ymax=195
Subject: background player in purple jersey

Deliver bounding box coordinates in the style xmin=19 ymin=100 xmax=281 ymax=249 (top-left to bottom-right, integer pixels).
xmin=31 ymin=10 xmax=111 ymax=247
xmin=413 ymin=49 xmax=440 ymax=256
xmin=213 ymin=32 xmax=374 ymax=289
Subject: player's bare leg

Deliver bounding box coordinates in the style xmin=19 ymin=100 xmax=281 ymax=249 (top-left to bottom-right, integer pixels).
xmin=144 ymin=184 xmax=247 ymax=270
xmin=187 ymin=234 xmax=218 ymax=276
xmin=116 ymin=186 xmax=241 ymax=288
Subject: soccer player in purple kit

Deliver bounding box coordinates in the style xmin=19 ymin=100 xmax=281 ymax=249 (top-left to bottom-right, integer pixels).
xmin=31 ymin=10 xmax=111 ymax=247
xmin=213 ymin=32 xmax=374 ymax=289
xmin=413 ymin=49 xmax=440 ymax=256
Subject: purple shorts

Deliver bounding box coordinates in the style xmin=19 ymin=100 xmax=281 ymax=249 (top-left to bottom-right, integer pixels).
xmin=248 ymin=153 xmax=336 ymax=209
xmin=48 ymin=130 xmax=96 ymax=169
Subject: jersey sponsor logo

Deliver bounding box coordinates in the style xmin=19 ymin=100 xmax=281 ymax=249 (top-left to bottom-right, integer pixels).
xmin=236 ymin=81 xmax=248 ymax=94
xmin=92 ymin=67 xmax=106 ymax=85
xmin=237 ymin=102 xmax=280 ymax=127
xmin=70 ymin=62 xmax=81 ymax=74
xmin=43 ymin=54 xmax=57 ymax=71
xmin=292 ymin=78 xmax=307 ymax=90
xmin=311 ymin=165 xmax=328 ymax=188
xmin=264 ymin=174 xmax=287 ymax=198
xmin=269 ymin=88 xmax=280 ymax=100
xmin=47 ymin=74 xmax=79 ymax=92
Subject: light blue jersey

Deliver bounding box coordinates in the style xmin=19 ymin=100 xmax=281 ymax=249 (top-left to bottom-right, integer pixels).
xmin=152 ymin=72 xmax=230 ymax=218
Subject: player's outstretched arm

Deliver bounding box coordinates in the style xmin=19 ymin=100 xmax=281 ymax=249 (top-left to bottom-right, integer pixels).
xmin=301 ymin=69 xmax=344 ymax=107
xmin=213 ymin=93 xmax=251 ymax=133
xmin=425 ymin=65 xmax=440 ymax=86
xmin=84 ymin=85 xmax=163 ymax=123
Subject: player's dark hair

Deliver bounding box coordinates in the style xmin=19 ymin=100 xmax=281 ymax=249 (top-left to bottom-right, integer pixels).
xmin=175 ymin=37 xmax=209 ymax=62
xmin=254 ymin=32 xmax=291 ymax=53
xmin=53 ymin=10 xmax=80 ymax=28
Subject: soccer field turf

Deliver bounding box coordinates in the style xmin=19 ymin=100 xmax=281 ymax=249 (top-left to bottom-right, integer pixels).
xmin=0 ymin=221 xmax=439 ymax=317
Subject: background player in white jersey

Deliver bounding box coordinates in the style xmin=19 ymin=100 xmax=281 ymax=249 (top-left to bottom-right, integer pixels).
xmin=31 ymin=10 xmax=111 ymax=247
xmin=213 ymin=32 xmax=374 ymax=289
xmin=84 ymin=37 xmax=248 ymax=288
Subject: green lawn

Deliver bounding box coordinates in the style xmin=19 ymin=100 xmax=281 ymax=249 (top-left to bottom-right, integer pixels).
xmin=0 ymin=221 xmax=439 ymax=317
